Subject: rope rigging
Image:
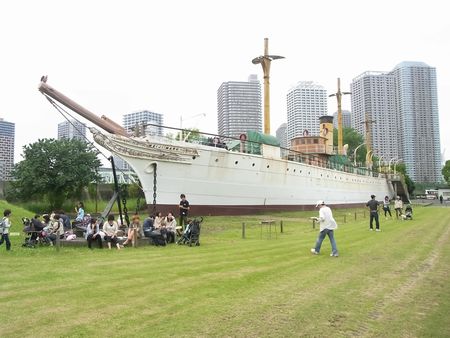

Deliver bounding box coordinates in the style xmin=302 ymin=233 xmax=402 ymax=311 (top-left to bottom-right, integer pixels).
xmin=42 ymin=93 xmax=148 ymax=220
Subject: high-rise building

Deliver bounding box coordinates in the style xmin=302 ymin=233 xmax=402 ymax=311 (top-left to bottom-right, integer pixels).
xmin=0 ymin=118 xmax=15 ymax=181
xmin=217 ymin=74 xmax=262 ymax=138
xmin=350 ymin=72 xmax=399 ymax=162
xmin=391 ymin=61 xmax=441 ymax=183
xmin=350 ymin=63 xmax=441 ymax=183
xmin=275 ymin=123 xmax=288 ymax=149
xmin=286 ymin=81 xmax=328 ymax=146
xmin=123 ymin=110 xmax=163 ymax=137
xmin=57 ymin=119 xmax=86 ymax=140
xmin=332 ymin=110 xmax=352 ymax=130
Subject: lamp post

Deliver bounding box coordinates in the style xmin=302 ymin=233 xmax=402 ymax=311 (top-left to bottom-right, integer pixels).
xmin=353 ymin=143 xmax=365 ymax=166
xmin=179 ymin=113 xmax=206 ymax=141
xmin=378 ymin=155 xmax=385 ymax=173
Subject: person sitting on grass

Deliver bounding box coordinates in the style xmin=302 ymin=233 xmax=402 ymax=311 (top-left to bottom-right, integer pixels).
xmin=103 ymin=214 xmax=121 ymax=250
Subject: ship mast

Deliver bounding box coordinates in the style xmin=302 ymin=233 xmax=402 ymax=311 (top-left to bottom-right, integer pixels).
xmin=329 ymin=78 xmax=351 ymax=155
xmin=252 ymin=38 xmax=284 ymax=134
xmin=362 ymin=112 xmax=376 ymax=168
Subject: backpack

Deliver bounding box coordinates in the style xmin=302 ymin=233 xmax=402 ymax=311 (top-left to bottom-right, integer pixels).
xmin=0 ymin=217 xmax=5 ymax=235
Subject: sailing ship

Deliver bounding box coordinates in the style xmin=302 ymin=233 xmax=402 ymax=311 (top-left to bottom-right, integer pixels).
xmin=37 ymin=40 xmax=401 ymax=215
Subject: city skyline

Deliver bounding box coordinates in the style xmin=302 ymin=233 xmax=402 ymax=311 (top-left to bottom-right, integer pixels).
xmin=1 ymin=0 xmax=449 ymax=167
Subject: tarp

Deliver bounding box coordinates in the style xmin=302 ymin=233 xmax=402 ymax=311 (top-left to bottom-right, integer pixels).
xmin=246 ymin=130 xmax=280 ymax=155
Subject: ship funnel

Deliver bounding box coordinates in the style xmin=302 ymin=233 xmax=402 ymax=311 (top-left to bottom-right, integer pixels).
xmin=319 ymin=115 xmax=334 ymax=155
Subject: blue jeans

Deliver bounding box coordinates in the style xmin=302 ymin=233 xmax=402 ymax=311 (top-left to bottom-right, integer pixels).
xmin=0 ymin=233 xmax=11 ymax=250
xmin=370 ymin=211 xmax=380 ymax=229
xmin=314 ymin=229 xmax=338 ymax=255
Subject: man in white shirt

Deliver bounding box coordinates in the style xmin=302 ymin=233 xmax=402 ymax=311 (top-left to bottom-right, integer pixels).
xmin=310 ymin=200 xmax=339 ymax=257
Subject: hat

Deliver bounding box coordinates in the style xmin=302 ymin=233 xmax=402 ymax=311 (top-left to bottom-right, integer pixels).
xmin=371 ymin=194 xmax=375 ymax=199
xmin=315 ymin=200 xmax=325 ymax=207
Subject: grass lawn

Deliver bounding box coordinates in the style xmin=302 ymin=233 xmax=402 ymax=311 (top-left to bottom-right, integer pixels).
xmin=0 ymin=201 xmax=449 ymax=337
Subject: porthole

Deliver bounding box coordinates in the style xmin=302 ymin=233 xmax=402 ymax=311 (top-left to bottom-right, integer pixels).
xmin=252 ymin=163 xmax=255 ymax=167
xmin=235 ymin=161 xmax=238 ymax=165
xmin=266 ymin=165 xmax=270 ymax=168
xmin=192 ymin=156 xmax=196 ymax=160
xmin=215 ymin=158 xmax=219 ymax=162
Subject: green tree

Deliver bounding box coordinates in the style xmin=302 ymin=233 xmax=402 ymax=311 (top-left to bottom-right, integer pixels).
xmin=442 ymin=160 xmax=450 ymax=185
xmin=333 ymin=127 xmax=366 ymax=164
xmin=395 ymin=163 xmax=415 ymax=195
xmin=8 ymin=138 xmax=102 ymax=210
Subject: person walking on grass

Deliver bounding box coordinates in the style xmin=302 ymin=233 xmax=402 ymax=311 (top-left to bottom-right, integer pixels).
xmin=367 ymin=194 xmax=381 ymax=231
xmin=310 ymin=201 xmax=339 ymax=257
xmin=0 ymin=209 xmax=12 ymax=251
xmin=179 ymin=193 xmax=190 ymax=230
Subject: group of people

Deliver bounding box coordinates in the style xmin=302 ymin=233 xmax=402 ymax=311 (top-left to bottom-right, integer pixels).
xmin=310 ymin=194 xmax=414 ymax=258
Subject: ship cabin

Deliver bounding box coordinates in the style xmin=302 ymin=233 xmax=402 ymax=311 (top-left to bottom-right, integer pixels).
xmin=288 ymin=115 xmax=335 ymax=167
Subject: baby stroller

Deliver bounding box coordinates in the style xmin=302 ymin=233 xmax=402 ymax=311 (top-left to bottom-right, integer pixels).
xmin=177 ymin=217 xmax=202 ymax=246
xmin=403 ymin=205 xmax=413 ymax=220
xmin=21 ymin=217 xmax=51 ymax=248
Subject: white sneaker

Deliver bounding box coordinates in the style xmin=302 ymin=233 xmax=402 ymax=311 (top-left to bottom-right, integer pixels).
xmin=376 ymin=229 xmax=381 ymax=232
xmin=310 ymin=248 xmax=318 ymax=255
xmin=330 ymin=253 xmax=339 ymax=257
xmin=369 ymin=228 xmax=373 ymax=231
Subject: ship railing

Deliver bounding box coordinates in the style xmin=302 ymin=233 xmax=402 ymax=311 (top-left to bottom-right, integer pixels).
xmin=139 ymin=124 xmax=380 ymax=178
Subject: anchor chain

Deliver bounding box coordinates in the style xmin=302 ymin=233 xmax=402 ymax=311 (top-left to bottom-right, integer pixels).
xmin=152 ymin=163 xmax=157 ymax=215
xmin=120 ymin=184 xmax=130 ymax=226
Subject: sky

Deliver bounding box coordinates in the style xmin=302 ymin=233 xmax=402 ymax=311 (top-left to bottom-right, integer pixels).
xmin=1 ymin=0 xmax=449 ymax=164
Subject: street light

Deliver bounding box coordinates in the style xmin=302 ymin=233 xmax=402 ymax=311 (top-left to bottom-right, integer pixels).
xmin=179 ymin=113 xmax=206 ymax=141
xmin=388 ymin=158 xmax=396 ymax=173
xmin=353 ymin=143 xmax=365 ymax=166
xmin=378 ymin=155 xmax=385 ymax=173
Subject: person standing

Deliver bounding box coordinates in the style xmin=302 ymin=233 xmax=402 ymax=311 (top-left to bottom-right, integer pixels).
xmin=440 ymin=195 xmax=444 ymax=204
xmin=310 ymin=201 xmax=339 ymax=257
xmin=179 ymin=194 xmax=190 ymax=230
xmin=0 ymin=209 xmax=12 ymax=251
xmin=367 ymin=194 xmax=381 ymax=231
xmin=394 ymin=196 xmax=403 ymax=219
xmin=383 ymin=196 xmax=392 ymax=219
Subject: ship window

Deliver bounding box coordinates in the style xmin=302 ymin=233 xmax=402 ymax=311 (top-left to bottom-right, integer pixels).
xmin=293 ymin=169 xmax=296 ymax=172
xmin=235 ymin=161 xmax=238 ymax=165
xmin=215 ymin=158 xmax=219 ymax=162
xmin=192 ymin=156 xmax=196 ymax=160
xmin=252 ymin=163 xmax=255 ymax=167
xmin=267 ymin=165 xmax=270 ymax=168
xmin=286 ymin=168 xmax=289 ymax=171
xmin=308 ymin=171 xmax=311 ymax=175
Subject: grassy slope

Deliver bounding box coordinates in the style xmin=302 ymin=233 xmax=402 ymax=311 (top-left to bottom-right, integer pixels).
xmin=0 ymin=202 xmax=449 ymax=337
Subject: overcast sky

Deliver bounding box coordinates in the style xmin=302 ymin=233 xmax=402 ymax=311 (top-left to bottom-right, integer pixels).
xmin=1 ymin=0 xmax=449 ymax=164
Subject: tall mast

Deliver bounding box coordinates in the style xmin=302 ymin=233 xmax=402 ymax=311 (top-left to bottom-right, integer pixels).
xmin=329 ymin=78 xmax=351 ymax=155
xmin=363 ymin=112 xmax=376 ymax=168
xmin=252 ymin=38 xmax=284 ymax=134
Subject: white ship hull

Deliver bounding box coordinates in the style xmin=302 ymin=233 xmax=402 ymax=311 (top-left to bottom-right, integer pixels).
xmin=92 ymin=128 xmax=395 ymax=215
